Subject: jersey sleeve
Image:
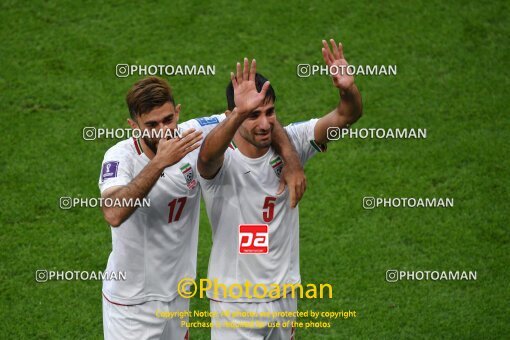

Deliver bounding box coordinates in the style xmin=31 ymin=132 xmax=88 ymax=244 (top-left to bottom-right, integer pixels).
xmin=284 ymin=118 xmax=326 ymax=164
xmin=98 ymin=145 xmax=134 ymax=194
xmin=179 ymin=113 xmax=226 ymax=137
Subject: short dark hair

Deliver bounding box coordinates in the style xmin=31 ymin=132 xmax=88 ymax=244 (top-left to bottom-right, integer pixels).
xmin=226 ymin=73 xmax=276 ymax=111
xmin=126 ymin=76 xmax=175 ymax=119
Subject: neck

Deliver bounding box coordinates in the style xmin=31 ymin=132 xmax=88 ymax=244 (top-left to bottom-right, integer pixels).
xmin=233 ymin=132 xmax=270 ymax=158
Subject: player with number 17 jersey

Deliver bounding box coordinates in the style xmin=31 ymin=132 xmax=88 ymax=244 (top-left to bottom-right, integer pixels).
xmin=98 ymin=114 xmax=224 ymax=305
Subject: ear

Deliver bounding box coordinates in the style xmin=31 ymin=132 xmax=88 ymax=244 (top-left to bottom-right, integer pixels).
xmin=127 ymin=118 xmax=138 ymax=130
xmin=175 ymin=103 xmax=181 ymax=121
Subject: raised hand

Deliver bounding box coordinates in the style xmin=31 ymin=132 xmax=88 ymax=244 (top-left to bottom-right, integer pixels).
xmin=322 ymin=39 xmax=354 ymax=91
xmin=230 ymin=58 xmax=270 ymax=116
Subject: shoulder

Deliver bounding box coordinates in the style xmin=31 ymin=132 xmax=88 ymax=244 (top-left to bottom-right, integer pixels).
xmin=180 ymin=113 xmax=226 ymax=131
xmin=284 ymin=118 xmax=319 ymax=134
xmin=103 ymin=138 xmax=140 ymax=159
xmin=284 ymin=119 xmax=320 ymax=147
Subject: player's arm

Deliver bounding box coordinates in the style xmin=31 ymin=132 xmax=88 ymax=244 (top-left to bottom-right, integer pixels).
xmin=197 ymin=108 xmax=244 ymax=179
xmin=198 ymin=58 xmax=270 ymax=179
xmin=314 ymin=39 xmax=363 ymax=145
xmin=101 ymin=129 xmax=202 ymax=227
xmin=271 ymin=121 xmax=307 ymax=208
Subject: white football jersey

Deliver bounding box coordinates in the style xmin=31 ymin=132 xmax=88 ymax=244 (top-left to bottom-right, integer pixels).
xmin=98 ymin=114 xmax=224 ymax=305
xmin=198 ymin=119 xmax=325 ymax=302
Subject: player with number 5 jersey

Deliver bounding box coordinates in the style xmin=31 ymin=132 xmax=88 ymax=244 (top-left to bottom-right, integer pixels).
xmin=198 ymin=40 xmax=363 ymax=340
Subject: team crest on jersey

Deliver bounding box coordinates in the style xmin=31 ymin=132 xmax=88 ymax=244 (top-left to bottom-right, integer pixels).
xmin=180 ymin=163 xmax=197 ymax=190
xmin=270 ymin=156 xmax=283 ymax=178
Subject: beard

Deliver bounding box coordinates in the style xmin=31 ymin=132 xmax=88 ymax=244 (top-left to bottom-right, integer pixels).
xmin=253 ymin=137 xmax=272 ymax=148
xmin=143 ymin=137 xmax=158 ymax=154
xmin=240 ymin=128 xmax=272 ymax=149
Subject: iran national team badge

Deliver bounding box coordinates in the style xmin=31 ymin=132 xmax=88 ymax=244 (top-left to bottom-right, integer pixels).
xmin=270 ymin=156 xmax=284 ymax=178
xmin=239 ymin=224 xmax=269 ymax=254
xmin=179 ymin=163 xmax=197 ymax=190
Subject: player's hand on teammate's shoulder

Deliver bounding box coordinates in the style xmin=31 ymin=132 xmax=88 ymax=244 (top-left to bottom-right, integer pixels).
xmin=277 ymin=165 xmax=307 ymax=208
xmin=322 ymin=38 xmax=355 ymax=91
xmin=230 ymin=58 xmax=270 ymax=118
xmin=154 ymin=128 xmax=203 ymax=168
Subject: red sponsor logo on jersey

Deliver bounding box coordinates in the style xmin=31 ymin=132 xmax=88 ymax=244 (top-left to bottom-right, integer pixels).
xmin=239 ymin=224 xmax=269 ymax=254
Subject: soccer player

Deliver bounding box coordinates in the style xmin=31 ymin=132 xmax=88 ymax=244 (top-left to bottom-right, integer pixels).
xmin=98 ymin=76 xmax=306 ymax=339
xmin=197 ymin=39 xmax=363 ymax=339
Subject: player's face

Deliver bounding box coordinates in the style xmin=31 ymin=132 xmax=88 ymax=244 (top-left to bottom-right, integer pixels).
xmin=128 ymin=102 xmax=180 ymax=154
xmin=239 ymin=101 xmax=275 ymax=149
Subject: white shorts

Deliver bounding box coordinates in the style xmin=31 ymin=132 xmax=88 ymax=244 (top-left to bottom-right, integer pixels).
xmin=210 ymin=297 xmax=297 ymax=340
xmin=102 ymin=294 xmax=190 ymax=340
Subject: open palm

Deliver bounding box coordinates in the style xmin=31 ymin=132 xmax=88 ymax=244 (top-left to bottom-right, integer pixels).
xmin=322 ymin=39 xmax=354 ymax=91
xmin=231 ymin=58 xmax=270 ymax=115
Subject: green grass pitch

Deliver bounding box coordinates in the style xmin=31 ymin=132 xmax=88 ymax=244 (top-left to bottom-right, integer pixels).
xmin=1 ymin=0 xmax=508 ymax=338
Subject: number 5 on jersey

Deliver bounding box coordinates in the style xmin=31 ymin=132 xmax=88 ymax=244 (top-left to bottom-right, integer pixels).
xmin=262 ymin=196 xmax=276 ymax=223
